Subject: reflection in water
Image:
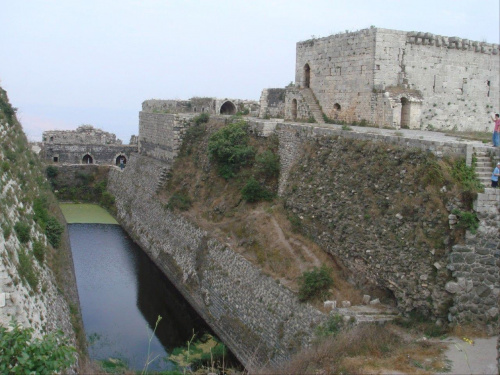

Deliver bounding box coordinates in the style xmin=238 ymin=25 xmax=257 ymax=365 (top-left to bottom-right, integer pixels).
xmin=69 ymin=224 xmax=211 ymax=371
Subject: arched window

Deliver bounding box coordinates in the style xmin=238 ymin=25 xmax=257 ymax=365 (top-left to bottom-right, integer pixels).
xmin=82 ymin=154 xmax=93 ymax=164
xmin=220 ymin=101 xmax=236 ymax=115
xmin=115 ymin=155 xmax=127 ymax=166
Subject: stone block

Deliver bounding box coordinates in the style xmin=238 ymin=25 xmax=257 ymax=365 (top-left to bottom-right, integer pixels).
xmin=369 ymin=298 xmax=380 ymax=305
xmin=324 ymin=300 xmax=336 ymax=310
xmin=362 ymin=295 xmax=371 ymax=305
xmin=341 ymin=300 xmax=351 ymax=308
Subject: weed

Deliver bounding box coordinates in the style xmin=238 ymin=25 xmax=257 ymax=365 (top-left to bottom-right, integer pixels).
xmin=452 ymin=209 xmax=479 ymax=233
xmin=33 ymin=241 xmax=46 ymax=263
xmin=18 ymin=249 xmax=38 ymax=290
xmin=341 ymin=125 xmax=352 ymax=131
xmin=315 ymin=314 xmax=344 ymax=337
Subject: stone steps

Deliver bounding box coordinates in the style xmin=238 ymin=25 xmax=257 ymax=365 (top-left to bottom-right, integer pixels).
xmin=335 ymin=305 xmax=399 ymax=324
xmin=300 ymin=88 xmax=325 ymax=124
xmin=155 ymin=166 xmax=171 ymax=193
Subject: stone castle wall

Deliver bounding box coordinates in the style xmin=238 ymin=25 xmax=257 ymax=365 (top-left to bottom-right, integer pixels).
xmin=138 ymin=112 xmax=193 ymax=162
xmin=142 ymin=98 xmax=260 ymax=116
xmin=292 ymin=28 xmax=500 ymax=130
xmin=259 ymin=88 xmax=286 ymax=118
xmin=43 ymin=143 xmax=136 ymax=165
xmin=42 ymin=125 xmax=137 ymax=165
xmin=107 ymin=154 xmax=326 ymax=370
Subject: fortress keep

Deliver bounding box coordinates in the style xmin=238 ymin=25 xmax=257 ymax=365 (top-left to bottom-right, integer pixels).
xmin=260 ymin=28 xmax=499 ymax=131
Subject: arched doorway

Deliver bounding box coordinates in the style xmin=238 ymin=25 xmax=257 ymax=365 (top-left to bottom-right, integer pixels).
xmin=401 ymin=97 xmax=410 ymax=129
xmin=82 ymin=154 xmax=93 ymax=164
xmin=291 ymin=99 xmax=297 ymax=120
xmin=304 ymin=64 xmax=311 ymax=88
xmin=115 ymin=155 xmax=127 ymax=166
xmin=220 ymin=101 xmax=236 ymax=115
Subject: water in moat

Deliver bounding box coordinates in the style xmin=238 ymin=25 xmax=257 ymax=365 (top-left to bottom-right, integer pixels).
xmin=67 ymin=213 xmax=234 ymax=371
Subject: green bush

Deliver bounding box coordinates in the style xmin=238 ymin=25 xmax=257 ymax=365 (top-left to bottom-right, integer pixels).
xmin=452 ymin=209 xmax=480 ymax=234
xmin=451 ymin=158 xmax=482 ymax=192
xmin=45 ymin=165 xmax=58 ymax=179
xmin=315 ymin=314 xmax=344 ymax=337
xmin=194 ymin=113 xmax=210 ymax=125
xmin=255 ymin=150 xmax=280 ymax=178
xmin=45 ymin=217 xmax=64 ymax=248
xmin=18 ymin=250 xmax=38 ymax=290
xmin=14 ymin=222 xmax=30 ymax=243
xmin=208 ymin=120 xmax=255 ymax=179
xmin=241 ymin=178 xmax=274 ymax=202
xmin=167 ymin=191 xmax=192 ymax=211
xmin=33 ymin=241 xmax=46 ymax=264
xmin=298 ymin=265 xmax=334 ymax=301
xmin=0 ymin=321 xmax=76 ymax=373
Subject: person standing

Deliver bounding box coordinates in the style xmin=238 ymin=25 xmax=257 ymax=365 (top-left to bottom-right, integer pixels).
xmin=492 ymin=162 xmax=500 ymax=188
xmin=492 ymin=113 xmax=500 ymax=147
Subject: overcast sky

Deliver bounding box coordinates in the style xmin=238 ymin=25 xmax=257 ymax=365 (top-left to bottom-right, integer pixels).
xmin=1 ymin=0 xmax=499 ymax=143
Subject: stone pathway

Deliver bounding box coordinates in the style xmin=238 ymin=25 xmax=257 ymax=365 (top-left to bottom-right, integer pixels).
xmin=437 ymin=336 xmax=499 ymax=375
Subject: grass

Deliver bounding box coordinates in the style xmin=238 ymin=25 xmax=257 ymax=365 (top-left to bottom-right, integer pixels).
xmin=258 ymin=323 xmax=449 ymax=375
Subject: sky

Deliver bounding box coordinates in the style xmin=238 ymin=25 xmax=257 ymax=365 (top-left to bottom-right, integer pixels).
xmin=1 ymin=0 xmax=499 ymax=143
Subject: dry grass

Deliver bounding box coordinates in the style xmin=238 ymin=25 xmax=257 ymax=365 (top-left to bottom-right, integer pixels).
xmin=161 ymin=118 xmax=365 ymax=305
xmin=255 ymin=324 xmax=448 ymax=375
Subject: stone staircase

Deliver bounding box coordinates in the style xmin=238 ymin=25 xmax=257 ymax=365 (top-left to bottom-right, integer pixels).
xmin=300 ymin=88 xmax=325 ymax=124
xmin=336 ymin=305 xmax=399 ymax=324
xmin=155 ymin=166 xmax=171 ymax=193
xmin=472 ymin=147 xmax=500 ymax=219
xmin=474 ymin=149 xmax=493 ymax=187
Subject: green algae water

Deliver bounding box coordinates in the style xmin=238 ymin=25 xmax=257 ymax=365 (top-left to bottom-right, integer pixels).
xmin=59 ymin=203 xmax=118 ymax=224
xmin=61 ymin=204 xmax=237 ymax=371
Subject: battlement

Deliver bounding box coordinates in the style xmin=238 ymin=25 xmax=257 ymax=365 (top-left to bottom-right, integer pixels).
xmin=43 ymin=125 xmax=122 ymax=145
xmin=298 ymin=27 xmax=499 ymax=55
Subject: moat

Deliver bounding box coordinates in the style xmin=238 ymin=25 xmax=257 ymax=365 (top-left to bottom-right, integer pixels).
xmin=64 ymin=205 xmax=232 ymax=371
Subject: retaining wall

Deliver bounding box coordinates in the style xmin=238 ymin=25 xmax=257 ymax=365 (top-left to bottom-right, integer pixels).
xmin=107 ymin=154 xmax=326 ymax=370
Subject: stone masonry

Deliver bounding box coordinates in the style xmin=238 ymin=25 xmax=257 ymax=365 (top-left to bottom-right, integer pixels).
xmin=107 ymin=154 xmax=326 ymax=370
xmin=42 ymin=125 xmax=137 ymax=165
xmin=259 ymin=28 xmax=499 ymax=131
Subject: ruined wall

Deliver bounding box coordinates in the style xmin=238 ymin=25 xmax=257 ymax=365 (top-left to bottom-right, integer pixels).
xmin=43 ymin=143 xmax=136 ymax=165
xmin=43 ymin=125 xmax=121 ymax=145
xmin=142 ymin=98 xmax=260 ymax=116
xmin=107 ymin=154 xmax=325 ymax=370
xmin=138 ymin=112 xmax=192 ymax=162
xmin=42 ymin=125 xmax=137 ymax=165
xmin=259 ymin=88 xmax=286 ymax=118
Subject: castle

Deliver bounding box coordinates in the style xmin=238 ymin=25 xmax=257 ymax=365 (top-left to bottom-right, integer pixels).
xmin=42 ymin=28 xmax=499 ymax=165
xmin=261 ymin=28 xmax=499 ymax=131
